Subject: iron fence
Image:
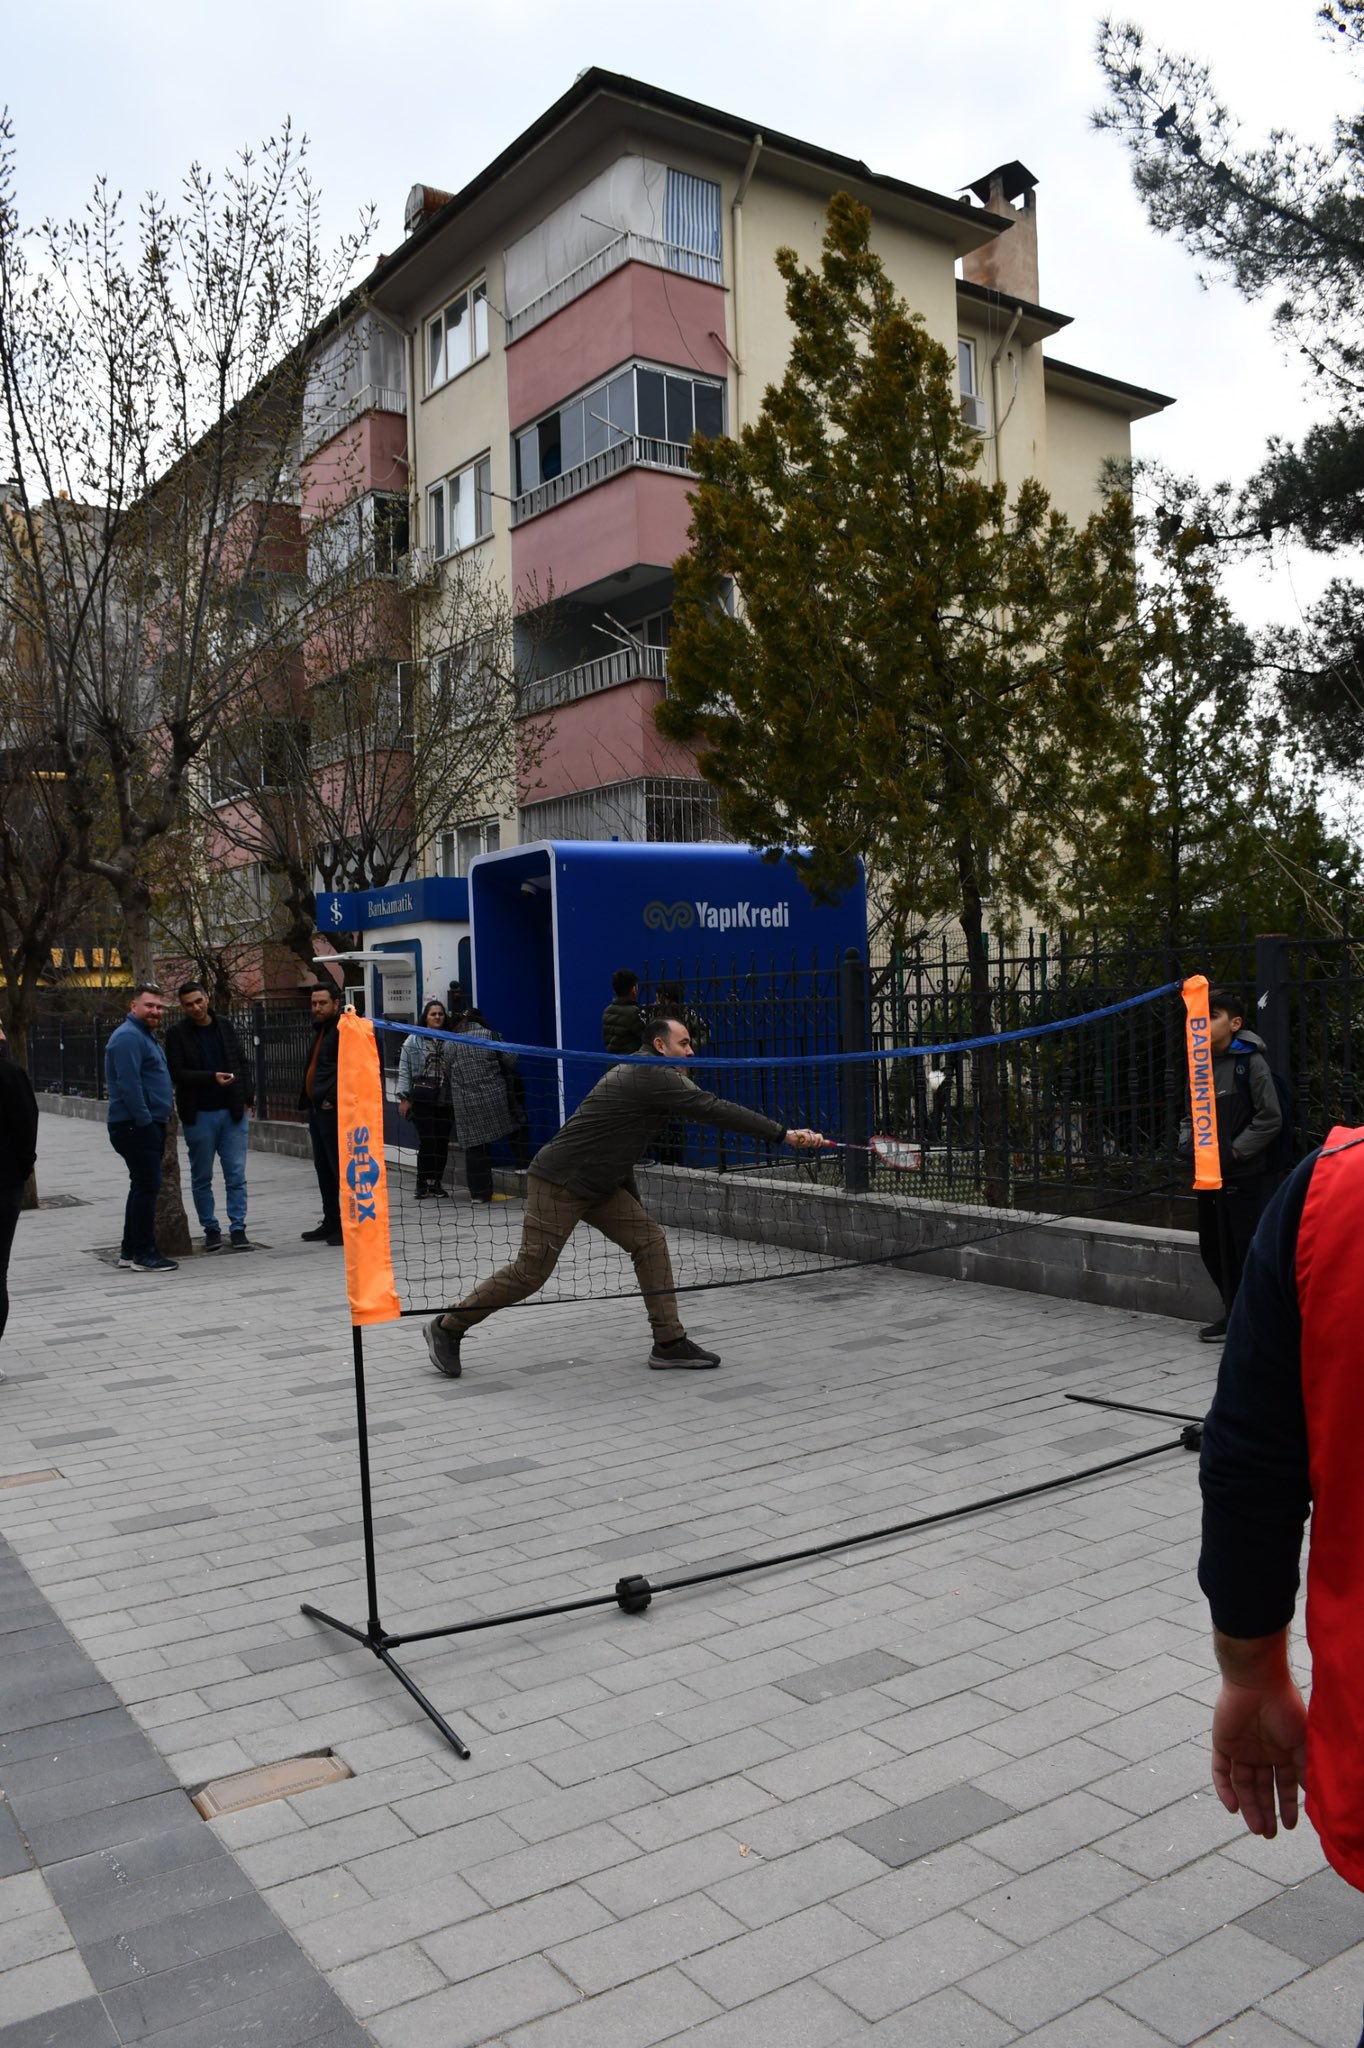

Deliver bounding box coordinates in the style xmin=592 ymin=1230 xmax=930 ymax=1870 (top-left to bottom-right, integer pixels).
xmin=26 ymin=1002 xmax=317 ymax=1125
xmin=23 ymin=915 xmax=1364 ymax=1223
xmin=638 ymin=919 xmax=1364 ymax=1222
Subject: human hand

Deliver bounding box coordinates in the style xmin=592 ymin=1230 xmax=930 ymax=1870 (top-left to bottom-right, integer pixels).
xmin=784 ymin=1129 xmax=827 ymax=1150
xmin=398 ymin=1097 xmax=411 ymax=1117
xmin=214 ymin=1071 xmax=234 ymax=1085
xmin=1210 ymin=1674 xmax=1307 ymax=1837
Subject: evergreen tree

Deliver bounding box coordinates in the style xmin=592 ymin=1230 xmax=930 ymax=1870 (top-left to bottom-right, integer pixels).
xmin=660 ymin=191 xmax=1141 ymax=1001
xmin=1067 ymin=491 xmax=1362 ymax=945
xmin=1096 ymin=10 xmax=1364 ymax=779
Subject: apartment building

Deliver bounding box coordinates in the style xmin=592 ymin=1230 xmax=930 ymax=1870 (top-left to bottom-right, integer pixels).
xmin=302 ymin=72 xmax=1171 ymax=892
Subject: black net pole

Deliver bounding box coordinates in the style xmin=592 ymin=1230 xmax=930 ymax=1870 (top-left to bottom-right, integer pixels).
xmin=383 ymin=1431 xmax=1191 ymax=1650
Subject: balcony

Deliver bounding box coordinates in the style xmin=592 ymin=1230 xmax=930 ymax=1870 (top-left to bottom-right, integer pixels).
xmin=506 ymin=231 xmax=723 ymax=345
xmin=520 ymin=643 xmax=668 ymax=716
xmin=511 ymin=433 xmax=694 ymax=527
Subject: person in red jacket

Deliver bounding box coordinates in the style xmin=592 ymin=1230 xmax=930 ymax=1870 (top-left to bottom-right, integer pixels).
xmin=1199 ymin=1125 xmax=1364 ymax=2044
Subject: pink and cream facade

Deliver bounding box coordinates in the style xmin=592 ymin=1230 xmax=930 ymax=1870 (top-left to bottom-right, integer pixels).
xmin=363 ymin=72 xmax=1171 ymax=878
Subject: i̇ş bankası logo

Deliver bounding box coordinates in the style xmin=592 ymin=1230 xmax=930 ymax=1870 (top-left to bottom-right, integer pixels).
xmin=643 ymin=899 xmax=791 ymax=934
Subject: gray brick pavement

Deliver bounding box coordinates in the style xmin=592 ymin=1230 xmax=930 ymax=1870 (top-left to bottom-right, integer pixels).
xmin=0 ymin=1112 xmax=1353 ymax=2045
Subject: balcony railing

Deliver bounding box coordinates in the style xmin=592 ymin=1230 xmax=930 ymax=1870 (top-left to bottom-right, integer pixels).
xmin=506 ymin=232 xmax=723 ymax=344
xmin=511 ymin=434 xmax=694 ymax=527
xmin=300 ymin=382 xmax=407 ymax=461
xmin=520 ymin=643 xmax=668 ymax=716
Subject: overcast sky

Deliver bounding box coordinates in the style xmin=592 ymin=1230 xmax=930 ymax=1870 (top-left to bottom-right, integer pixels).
xmin=6 ymin=0 xmax=1352 ymax=628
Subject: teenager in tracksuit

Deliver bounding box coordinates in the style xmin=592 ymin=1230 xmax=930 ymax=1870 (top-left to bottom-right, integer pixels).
xmin=1199 ymin=1127 xmax=1364 ymax=2045
xmin=1178 ymin=985 xmax=1283 ymax=1343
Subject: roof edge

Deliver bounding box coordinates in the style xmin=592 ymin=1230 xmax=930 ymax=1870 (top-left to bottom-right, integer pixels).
xmin=1044 ymin=356 xmax=1175 ymax=418
xmin=365 ymin=68 xmax=1010 ymax=296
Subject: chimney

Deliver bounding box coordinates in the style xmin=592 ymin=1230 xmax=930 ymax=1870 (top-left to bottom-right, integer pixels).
xmin=403 ymin=184 xmax=455 ymax=238
xmin=961 ymin=162 xmax=1039 ymax=304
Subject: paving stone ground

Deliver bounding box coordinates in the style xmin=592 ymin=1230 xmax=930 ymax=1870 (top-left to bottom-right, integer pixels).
xmin=1 ymin=1112 xmax=1361 ymax=2047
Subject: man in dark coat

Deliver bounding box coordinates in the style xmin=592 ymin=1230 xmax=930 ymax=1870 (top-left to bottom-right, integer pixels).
xmin=297 ymin=982 xmax=343 ymax=1246
xmin=424 ymin=1014 xmax=825 ymax=1378
xmin=601 ymin=969 xmax=645 ymax=1056
xmin=0 ymin=1020 xmax=38 ymax=1370
xmin=165 ymin=982 xmax=255 ymax=1252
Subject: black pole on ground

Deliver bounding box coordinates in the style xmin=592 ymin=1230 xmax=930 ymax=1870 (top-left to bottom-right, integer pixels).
xmin=300 ymin=1324 xmax=473 ymax=1760
xmin=302 ymin=1335 xmax=1197 ymax=1759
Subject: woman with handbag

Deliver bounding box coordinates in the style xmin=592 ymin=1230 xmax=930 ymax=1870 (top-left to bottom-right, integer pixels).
xmin=446 ymin=1005 xmax=520 ymax=1202
xmin=397 ymin=1000 xmax=455 ymax=1199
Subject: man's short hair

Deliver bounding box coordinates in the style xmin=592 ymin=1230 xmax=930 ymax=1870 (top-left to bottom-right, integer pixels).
xmin=647 ymin=1010 xmax=687 ymax=1047
xmin=1207 ymin=986 xmax=1248 ymax=1023
xmin=612 ymin=968 xmax=639 ymax=999
xmin=311 ymin=980 xmax=343 ymax=1005
xmin=130 ymin=982 xmax=163 ymax=1001
xmin=177 ymin=979 xmax=206 ymax=1000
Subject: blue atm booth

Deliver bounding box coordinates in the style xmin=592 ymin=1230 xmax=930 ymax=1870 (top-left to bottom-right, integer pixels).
xmin=468 ymin=841 xmax=867 ymax=1149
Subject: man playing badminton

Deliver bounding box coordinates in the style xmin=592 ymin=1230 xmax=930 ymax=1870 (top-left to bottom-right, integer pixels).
xmin=424 ymin=1014 xmax=825 ymax=1377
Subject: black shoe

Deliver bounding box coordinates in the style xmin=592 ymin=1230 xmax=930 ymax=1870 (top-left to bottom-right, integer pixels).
xmin=415 ymin=1183 xmax=433 ymax=1200
xmin=129 ymin=1251 xmax=179 ymax=1273
xmin=431 ymin=1184 xmax=451 ymax=1199
xmin=203 ymin=1227 xmax=223 ymax=1253
xmin=228 ymin=1229 xmax=252 ymax=1251
xmin=324 ymin=1231 xmax=344 ymax=1247
xmin=424 ymin=1317 xmax=463 ymax=1378
xmin=1199 ymin=1317 xmax=1228 ymax=1344
xmin=301 ymin=1223 xmax=331 ymax=1241
xmin=648 ymin=1336 xmax=721 ymax=1370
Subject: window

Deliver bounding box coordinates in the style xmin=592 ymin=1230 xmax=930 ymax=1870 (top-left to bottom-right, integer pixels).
xmin=302 ymin=312 xmax=406 ymax=456
xmin=431 ymin=635 xmax=497 ymax=726
xmin=663 ymin=170 xmax=722 ymax=280
xmin=437 ymin=818 xmax=500 ymax=876
xmin=958 ymin=339 xmax=987 ymax=432
xmin=514 ymin=363 xmax=726 ymax=495
xmin=428 ymin=456 xmax=492 ymax=557
xmin=206 ymin=719 xmax=304 ymax=805
xmin=427 ymin=279 xmax=490 ymax=391
xmin=306 ymin=492 xmax=409 ymax=585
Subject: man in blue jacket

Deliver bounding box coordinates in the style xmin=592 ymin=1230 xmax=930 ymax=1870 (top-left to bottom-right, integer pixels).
xmin=105 ymin=984 xmax=177 ymax=1273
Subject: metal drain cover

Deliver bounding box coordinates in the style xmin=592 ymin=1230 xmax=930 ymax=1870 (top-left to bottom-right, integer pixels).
xmin=193 ymin=1751 xmax=352 ymax=1819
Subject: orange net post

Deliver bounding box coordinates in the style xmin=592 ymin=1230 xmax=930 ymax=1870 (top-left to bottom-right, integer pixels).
xmin=336 ymin=1009 xmax=401 ymax=1324
xmin=1181 ymin=976 xmax=1222 ymax=1193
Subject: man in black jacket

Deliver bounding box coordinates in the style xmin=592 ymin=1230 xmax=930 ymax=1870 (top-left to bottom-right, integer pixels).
xmin=601 ymin=969 xmax=645 ymax=1056
xmin=165 ymin=982 xmax=255 ymax=1252
xmin=0 ymin=1020 xmax=38 ymax=1371
xmin=298 ymin=982 xmax=343 ymax=1246
xmin=424 ymin=1014 xmax=824 ymax=1378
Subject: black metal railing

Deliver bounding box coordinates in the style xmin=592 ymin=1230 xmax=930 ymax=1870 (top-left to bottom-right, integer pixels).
xmin=27 ymin=1002 xmax=317 ymax=1124
xmin=24 ymin=915 xmax=1363 ymax=1220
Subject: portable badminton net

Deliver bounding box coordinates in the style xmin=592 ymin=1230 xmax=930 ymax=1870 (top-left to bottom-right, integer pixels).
xmin=302 ymin=976 xmax=1216 ymax=1756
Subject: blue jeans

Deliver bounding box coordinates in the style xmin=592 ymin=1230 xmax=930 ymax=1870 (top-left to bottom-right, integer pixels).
xmin=183 ymin=1109 xmax=249 ymax=1232
xmin=108 ymin=1119 xmax=165 ymax=1258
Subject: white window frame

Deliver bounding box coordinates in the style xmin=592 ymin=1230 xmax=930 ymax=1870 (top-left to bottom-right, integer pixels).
xmin=427 ymin=455 xmax=492 ymax=559
xmin=513 ymin=360 xmax=726 ymax=497
xmin=427 ymin=279 xmax=490 ymax=392
xmin=958 ymin=338 xmax=988 ymax=433
xmin=437 ymin=817 xmax=501 ymax=877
